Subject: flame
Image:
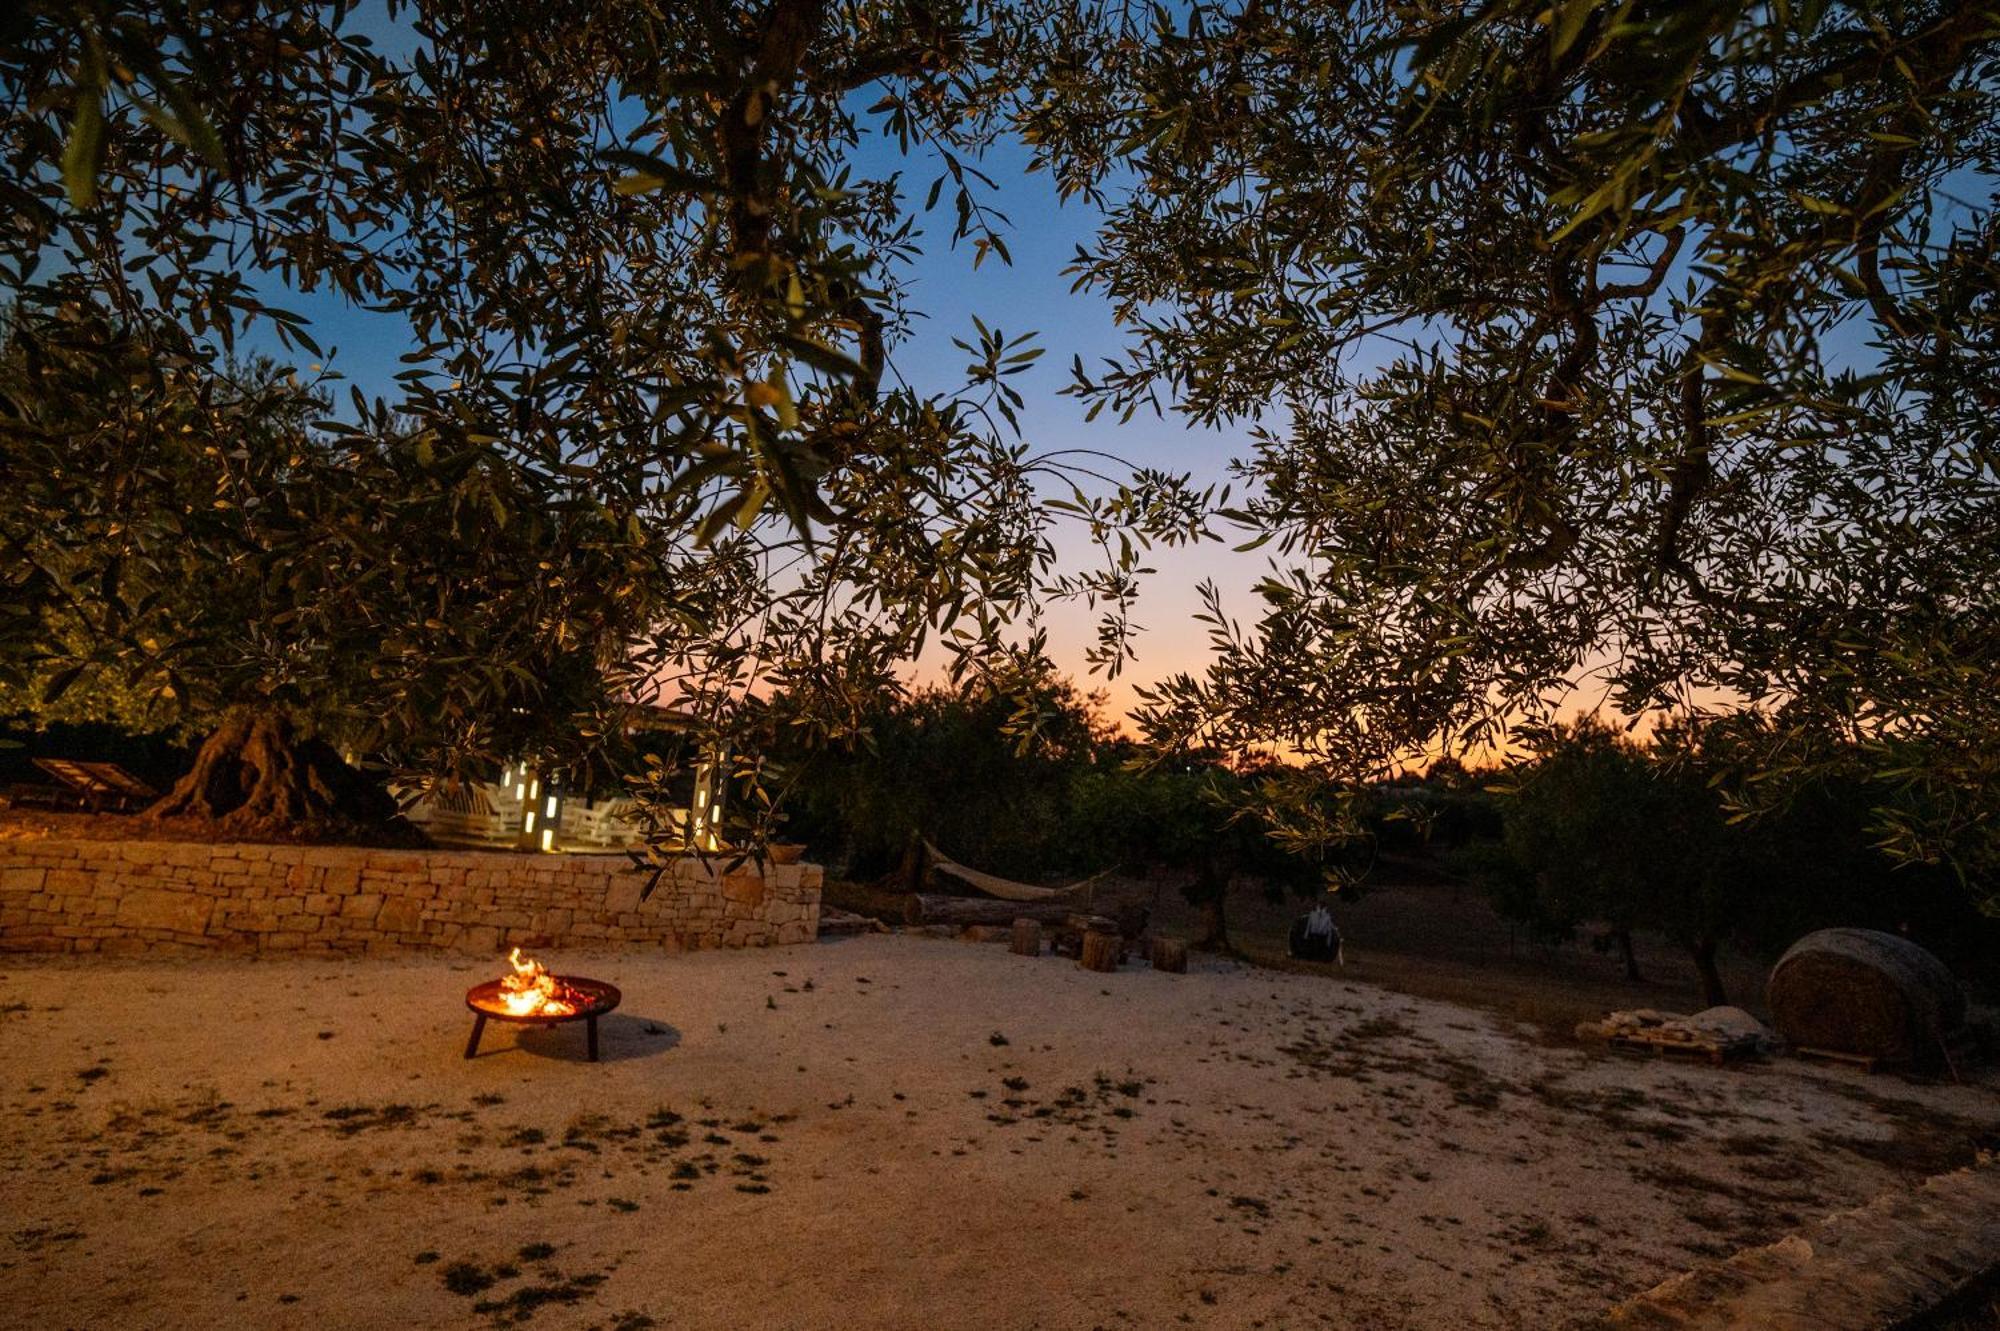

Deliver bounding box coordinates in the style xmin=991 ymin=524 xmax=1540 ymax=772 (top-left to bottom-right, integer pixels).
xmin=497 ymin=947 xmax=579 ymax=1018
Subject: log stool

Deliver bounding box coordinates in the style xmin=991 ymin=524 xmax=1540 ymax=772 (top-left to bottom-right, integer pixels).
xmin=1079 ymin=929 xmax=1121 ymax=973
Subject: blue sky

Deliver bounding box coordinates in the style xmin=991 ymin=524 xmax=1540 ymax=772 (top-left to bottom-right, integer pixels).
xmin=838 ymin=131 xmax=1272 ymax=712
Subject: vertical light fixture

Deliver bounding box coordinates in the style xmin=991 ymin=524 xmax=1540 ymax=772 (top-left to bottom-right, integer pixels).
xmin=690 ymin=749 xmax=727 ymax=852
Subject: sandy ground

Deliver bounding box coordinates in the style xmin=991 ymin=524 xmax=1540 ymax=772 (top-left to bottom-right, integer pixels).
xmin=1142 ymin=872 xmax=1776 ymax=1039
xmin=3 ymin=935 xmax=1996 ymax=1331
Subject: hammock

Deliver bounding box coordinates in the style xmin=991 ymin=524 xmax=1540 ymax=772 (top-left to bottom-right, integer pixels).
xmin=921 ymin=838 xmax=1115 ymax=904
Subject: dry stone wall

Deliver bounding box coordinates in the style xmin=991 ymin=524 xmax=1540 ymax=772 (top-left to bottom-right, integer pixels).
xmin=1600 ymin=1160 xmax=2000 ymax=1330
xmin=0 ymin=839 xmax=820 ymax=957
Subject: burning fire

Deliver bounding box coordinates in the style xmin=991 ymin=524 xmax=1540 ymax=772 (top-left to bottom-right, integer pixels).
xmin=497 ymin=948 xmax=579 ymax=1018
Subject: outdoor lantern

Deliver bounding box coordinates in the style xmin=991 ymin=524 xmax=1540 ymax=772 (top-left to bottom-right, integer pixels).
xmin=691 ymin=756 xmax=726 ymax=852
xmin=540 ymin=789 xmax=563 ymax=853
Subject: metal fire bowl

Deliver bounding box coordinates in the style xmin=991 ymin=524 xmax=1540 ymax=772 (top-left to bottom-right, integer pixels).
xmin=463 ymin=976 xmax=622 ymax=1061
xmin=465 ymin=976 xmax=621 ymax=1023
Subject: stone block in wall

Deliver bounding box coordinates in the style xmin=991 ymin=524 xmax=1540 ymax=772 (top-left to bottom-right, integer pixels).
xmin=602 ymin=877 xmax=644 ymax=913
xmin=114 ymin=888 xmax=213 ymax=935
xmin=377 ymin=897 xmax=424 ymax=935
xmin=461 ymin=924 xmax=502 ymax=954
xmin=722 ymin=872 xmax=767 ymax=909
xmin=46 ymin=867 xmax=95 ymax=893
xmin=239 ymin=905 xmax=282 ymax=932
xmin=0 ymin=866 xmax=48 ymax=892
xmin=338 ymin=893 xmax=384 ymax=921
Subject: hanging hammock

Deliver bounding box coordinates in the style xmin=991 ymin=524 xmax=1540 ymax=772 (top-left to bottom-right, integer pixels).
xmin=921 ymin=838 xmax=1115 ymax=904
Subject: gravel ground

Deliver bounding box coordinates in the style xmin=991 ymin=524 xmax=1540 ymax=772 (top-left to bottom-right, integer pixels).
xmin=2 ymin=933 xmax=1995 ymax=1330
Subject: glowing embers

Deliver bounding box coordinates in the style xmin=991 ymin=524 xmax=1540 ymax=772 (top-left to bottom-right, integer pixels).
xmin=495 ymin=947 xmax=579 ymax=1018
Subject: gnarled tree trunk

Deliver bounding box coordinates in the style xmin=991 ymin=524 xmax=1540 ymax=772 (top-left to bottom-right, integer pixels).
xmin=149 ymin=708 xmax=417 ymax=844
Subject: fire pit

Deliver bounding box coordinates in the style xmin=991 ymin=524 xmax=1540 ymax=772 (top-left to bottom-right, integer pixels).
xmin=464 ymin=949 xmax=621 ymax=1062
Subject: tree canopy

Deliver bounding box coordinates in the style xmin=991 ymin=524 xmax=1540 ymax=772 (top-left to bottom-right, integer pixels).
xmin=1012 ymin=0 xmax=2000 ymax=889
xmin=4 ymin=0 xmax=1994 ymax=891
xmin=1 ymin=0 xmax=1164 ymax=836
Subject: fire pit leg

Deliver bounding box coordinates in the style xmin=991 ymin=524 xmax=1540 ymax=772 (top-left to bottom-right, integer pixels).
xmin=586 ymin=1014 xmax=600 ymax=1062
xmin=464 ymin=1013 xmax=487 ymax=1060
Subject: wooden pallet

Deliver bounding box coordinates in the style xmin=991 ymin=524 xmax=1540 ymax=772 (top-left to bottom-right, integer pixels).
xmin=1607 ymin=1031 xmax=1760 ymax=1066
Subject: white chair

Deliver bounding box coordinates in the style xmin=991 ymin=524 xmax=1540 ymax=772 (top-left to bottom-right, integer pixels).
xmin=420 ymin=784 xmax=518 ymax=844
xmin=562 ymin=798 xmax=676 ymax=849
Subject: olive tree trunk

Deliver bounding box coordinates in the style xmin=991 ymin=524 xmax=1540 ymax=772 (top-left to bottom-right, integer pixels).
xmin=1189 ymin=858 xmax=1231 ymax=951
xmin=1616 ymin=927 xmax=1643 ymax=982
xmin=149 ymin=708 xmax=415 ymax=844
xmin=1690 ymin=935 xmax=1728 ymax=1008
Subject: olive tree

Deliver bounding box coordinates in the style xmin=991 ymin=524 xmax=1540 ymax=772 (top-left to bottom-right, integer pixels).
xmin=1005 ymin=0 xmax=2000 ymax=893
xmin=1483 ymin=718 xmax=1745 ymax=1004
xmin=1 ymin=0 xmax=1142 ymax=839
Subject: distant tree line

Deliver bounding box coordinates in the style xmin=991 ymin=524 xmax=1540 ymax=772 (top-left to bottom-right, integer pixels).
xmin=770 ymin=680 xmax=1995 ymax=992
xmin=763 ymin=666 xmax=1329 ymax=948
xmin=1455 ymin=717 xmax=1994 ymax=1004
